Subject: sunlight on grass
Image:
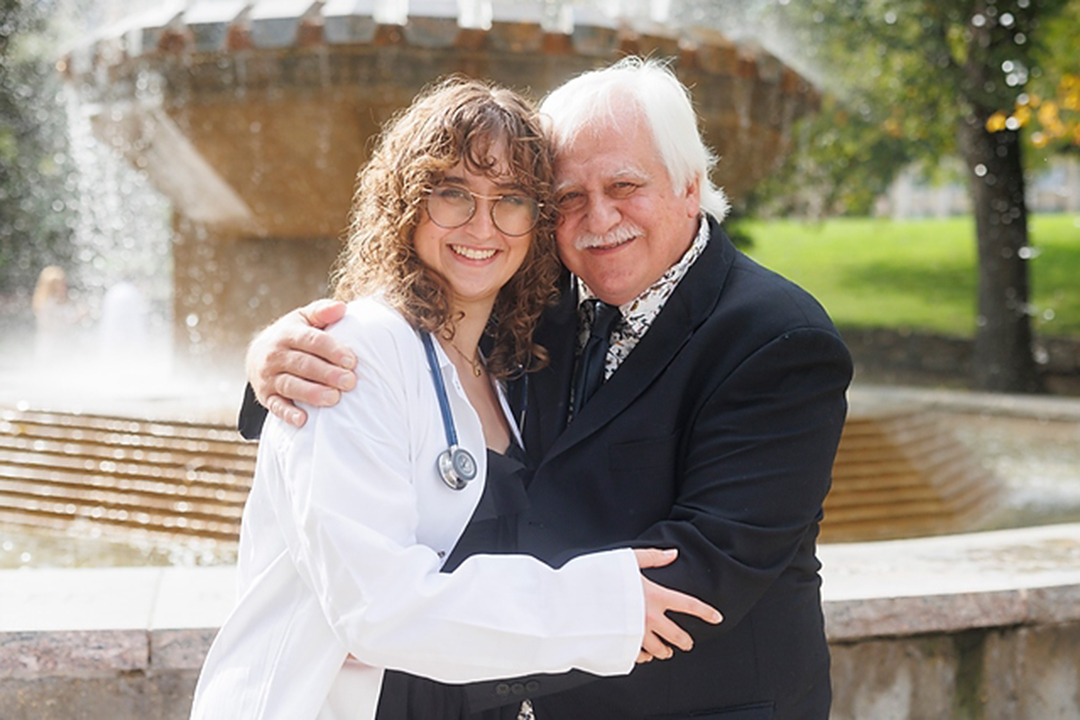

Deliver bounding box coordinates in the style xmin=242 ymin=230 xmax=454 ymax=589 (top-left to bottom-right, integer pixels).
xmin=739 ymin=214 xmax=1080 ymax=338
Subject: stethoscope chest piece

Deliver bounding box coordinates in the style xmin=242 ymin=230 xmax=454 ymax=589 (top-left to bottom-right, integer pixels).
xmin=438 ymin=445 xmax=477 ymax=490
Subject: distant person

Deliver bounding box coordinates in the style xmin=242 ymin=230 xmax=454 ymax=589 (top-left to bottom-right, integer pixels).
xmin=190 ymin=77 xmax=719 ymax=720
xmin=32 ymin=266 xmax=85 ymax=362
xmin=98 ymin=279 xmax=150 ymax=364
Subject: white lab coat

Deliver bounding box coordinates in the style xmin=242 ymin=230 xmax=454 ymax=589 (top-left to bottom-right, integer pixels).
xmin=190 ymin=297 xmax=643 ymax=719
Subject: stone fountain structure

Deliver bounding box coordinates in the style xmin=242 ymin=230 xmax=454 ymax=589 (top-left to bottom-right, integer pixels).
xmin=60 ymin=0 xmax=819 ymax=364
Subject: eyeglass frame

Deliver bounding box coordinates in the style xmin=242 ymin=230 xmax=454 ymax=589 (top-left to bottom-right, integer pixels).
xmin=423 ymin=185 xmax=544 ymax=237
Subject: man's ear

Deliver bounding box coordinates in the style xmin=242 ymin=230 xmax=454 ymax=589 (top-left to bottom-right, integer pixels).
xmin=683 ymin=176 xmax=701 ymax=217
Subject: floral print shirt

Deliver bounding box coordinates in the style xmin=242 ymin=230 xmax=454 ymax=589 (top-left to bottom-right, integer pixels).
xmin=576 ymin=215 xmax=710 ymax=381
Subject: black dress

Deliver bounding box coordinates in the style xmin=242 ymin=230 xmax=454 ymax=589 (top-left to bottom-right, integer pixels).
xmin=374 ymin=445 xmax=530 ymax=720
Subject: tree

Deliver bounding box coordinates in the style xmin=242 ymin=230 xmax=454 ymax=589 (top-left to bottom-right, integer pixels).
xmin=751 ymin=0 xmax=1076 ymax=393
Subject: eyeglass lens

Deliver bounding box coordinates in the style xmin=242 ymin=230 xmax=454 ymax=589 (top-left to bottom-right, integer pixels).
xmin=427 ymin=186 xmax=538 ymax=236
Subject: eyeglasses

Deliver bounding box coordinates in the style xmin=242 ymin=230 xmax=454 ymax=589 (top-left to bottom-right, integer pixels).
xmin=425 ymin=185 xmax=541 ymax=237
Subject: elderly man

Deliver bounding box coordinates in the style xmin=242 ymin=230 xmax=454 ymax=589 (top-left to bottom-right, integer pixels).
xmin=242 ymin=58 xmax=852 ymax=720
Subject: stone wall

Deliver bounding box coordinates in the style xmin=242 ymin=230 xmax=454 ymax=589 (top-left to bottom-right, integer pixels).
xmin=830 ymin=622 xmax=1080 ymax=719
xmin=4 ymin=524 xmax=1080 ymax=719
xmin=841 ymin=327 xmax=1080 ymax=396
xmin=4 ymin=604 xmax=1078 ymax=720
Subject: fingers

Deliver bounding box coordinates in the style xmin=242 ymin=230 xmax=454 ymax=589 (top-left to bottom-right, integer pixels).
xmin=638 ymin=573 xmax=725 ymax=664
xmin=656 ymin=584 xmax=723 ymax=626
xmin=639 ymin=608 xmax=691 ymax=651
xmin=265 ymin=394 xmax=307 ymax=428
xmin=633 ymin=547 xmax=678 ymax=569
xmin=270 ymin=336 xmax=356 ymax=393
xmin=299 ymin=298 xmax=348 ymax=330
xmin=641 ymin=630 xmax=674 ymax=660
xmin=275 ymin=373 xmax=342 ymax=408
xmin=635 ymin=650 xmax=654 ymax=664
xmin=284 ymin=325 xmax=357 ymax=374
xmin=245 ymin=301 xmax=357 ymax=414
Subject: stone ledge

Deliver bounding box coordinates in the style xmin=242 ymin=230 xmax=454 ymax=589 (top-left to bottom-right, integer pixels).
xmin=819 ymin=522 xmax=1080 ymax=641
xmin=1 ymin=524 xmax=1078 ymax=678
xmin=0 ymin=630 xmax=147 ymax=679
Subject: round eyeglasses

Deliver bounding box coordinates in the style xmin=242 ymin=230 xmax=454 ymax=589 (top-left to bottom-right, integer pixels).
xmin=425 ymin=185 xmax=541 ymax=237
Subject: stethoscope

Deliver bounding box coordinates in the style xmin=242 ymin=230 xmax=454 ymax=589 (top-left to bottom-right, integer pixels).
xmin=421 ymin=332 xmax=478 ymax=490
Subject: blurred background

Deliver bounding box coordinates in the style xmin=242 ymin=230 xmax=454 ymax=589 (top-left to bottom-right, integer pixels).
xmin=1 ymin=0 xmax=1077 ymax=402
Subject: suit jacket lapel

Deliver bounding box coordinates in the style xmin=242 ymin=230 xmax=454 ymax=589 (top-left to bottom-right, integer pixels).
xmin=541 ymin=219 xmax=737 ymax=464
xmin=518 ymin=272 xmax=578 ymax=463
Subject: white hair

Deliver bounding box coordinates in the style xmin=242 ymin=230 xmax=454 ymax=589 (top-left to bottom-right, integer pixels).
xmin=539 ymin=56 xmax=730 ymax=221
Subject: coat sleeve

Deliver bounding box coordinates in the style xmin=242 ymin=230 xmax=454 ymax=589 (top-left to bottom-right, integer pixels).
xmin=464 ymin=324 xmax=851 ymax=711
xmin=629 ymin=326 xmax=852 ymax=627
xmin=238 ymin=383 xmax=268 ymax=440
xmin=265 ymin=314 xmax=644 ymax=685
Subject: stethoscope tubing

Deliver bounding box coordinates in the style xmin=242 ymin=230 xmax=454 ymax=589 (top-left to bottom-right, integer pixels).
xmin=421 ymin=332 xmax=477 ymax=490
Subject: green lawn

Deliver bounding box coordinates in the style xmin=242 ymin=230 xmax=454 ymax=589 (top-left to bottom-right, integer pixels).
xmin=738 ymin=213 xmax=1080 ymax=338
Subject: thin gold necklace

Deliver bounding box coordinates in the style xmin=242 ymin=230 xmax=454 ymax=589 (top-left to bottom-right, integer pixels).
xmin=446 ymin=338 xmax=483 ymax=377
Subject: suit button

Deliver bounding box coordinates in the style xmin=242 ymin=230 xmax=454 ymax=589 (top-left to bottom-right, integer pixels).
xmin=511 ymin=682 xmax=525 ymax=695
xmin=495 ymin=683 xmax=510 ymax=697
xmin=525 ymin=680 xmax=540 ymax=693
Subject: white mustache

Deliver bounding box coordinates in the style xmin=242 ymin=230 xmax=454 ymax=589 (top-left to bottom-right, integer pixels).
xmin=573 ymin=221 xmax=645 ymax=251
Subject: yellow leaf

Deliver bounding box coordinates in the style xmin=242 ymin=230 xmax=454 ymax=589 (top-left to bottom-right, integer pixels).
xmin=1014 ymin=105 xmax=1032 ymax=126
xmin=985 ymin=111 xmax=1008 ymax=132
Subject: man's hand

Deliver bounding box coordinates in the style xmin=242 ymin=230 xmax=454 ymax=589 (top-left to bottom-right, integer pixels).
xmin=632 ymin=548 xmax=723 ymax=663
xmin=246 ymin=299 xmax=358 ymax=428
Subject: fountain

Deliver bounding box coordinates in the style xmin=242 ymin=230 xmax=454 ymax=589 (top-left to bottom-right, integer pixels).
xmin=59 ymin=0 xmax=820 ymax=365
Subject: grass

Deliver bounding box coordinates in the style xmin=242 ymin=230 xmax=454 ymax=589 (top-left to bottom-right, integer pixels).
xmin=737 ymin=213 xmax=1080 ymax=338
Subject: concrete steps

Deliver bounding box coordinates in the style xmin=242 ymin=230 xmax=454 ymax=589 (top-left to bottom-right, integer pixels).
xmin=0 ymin=409 xmax=253 ymax=543
xmin=822 ymin=408 xmax=1000 ymax=542
xmin=0 ymin=404 xmax=1002 ymax=546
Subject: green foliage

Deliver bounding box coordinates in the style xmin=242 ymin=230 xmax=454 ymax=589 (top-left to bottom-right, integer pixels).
xmin=740 ymin=214 xmax=1080 ymax=337
xmin=747 ymin=95 xmax=917 ymax=217
xmin=0 ymin=0 xmax=75 ymax=296
xmin=750 ymin=0 xmax=1075 ymax=213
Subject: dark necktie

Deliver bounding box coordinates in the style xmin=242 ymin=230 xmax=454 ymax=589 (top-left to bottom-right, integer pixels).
xmin=572 ymin=301 xmax=621 ymax=416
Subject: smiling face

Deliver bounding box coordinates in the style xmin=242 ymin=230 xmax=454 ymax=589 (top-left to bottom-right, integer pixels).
xmin=413 ymin=145 xmax=533 ymax=317
xmin=553 ymin=110 xmax=700 ymax=307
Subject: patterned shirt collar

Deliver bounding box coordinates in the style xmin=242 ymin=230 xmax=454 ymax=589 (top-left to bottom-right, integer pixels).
xmin=575 ymin=215 xmax=710 ymax=377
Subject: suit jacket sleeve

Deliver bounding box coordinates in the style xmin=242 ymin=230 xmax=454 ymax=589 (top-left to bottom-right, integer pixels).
xmin=464 ymin=324 xmax=851 ymax=712
xmin=238 ymin=383 xmax=269 ymax=440
xmin=632 ymin=326 xmax=850 ymax=626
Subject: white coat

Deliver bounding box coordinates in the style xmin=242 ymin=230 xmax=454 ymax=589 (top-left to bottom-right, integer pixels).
xmin=190 ymin=297 xmax=644 ymax=719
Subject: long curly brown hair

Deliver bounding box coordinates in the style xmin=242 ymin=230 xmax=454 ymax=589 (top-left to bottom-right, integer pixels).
xmin=332 ymin=77 xmax=560 ymax=378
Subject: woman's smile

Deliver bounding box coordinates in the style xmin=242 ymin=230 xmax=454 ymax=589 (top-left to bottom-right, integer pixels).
xmin=450 ymin=244 xmax=499 ymax=261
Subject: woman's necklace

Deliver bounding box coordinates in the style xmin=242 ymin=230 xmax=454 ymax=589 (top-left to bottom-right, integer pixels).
xmin=446 ymin=338 xmax=483 ymax=377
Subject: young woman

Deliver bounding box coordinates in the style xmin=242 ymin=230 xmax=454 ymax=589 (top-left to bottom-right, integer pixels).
xmin=190 ymin=78 xmax=719 ymax=720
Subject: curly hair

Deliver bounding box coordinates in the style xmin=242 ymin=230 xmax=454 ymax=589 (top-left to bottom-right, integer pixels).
xmin=332 ymin=77 xmax=561 ymax=378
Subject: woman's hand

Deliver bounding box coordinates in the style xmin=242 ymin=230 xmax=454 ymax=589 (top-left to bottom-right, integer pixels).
xmin=246 ymin=299 xmax=358 ymax=427
xmin=632 ymin=548 xmax=723 ymax=664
